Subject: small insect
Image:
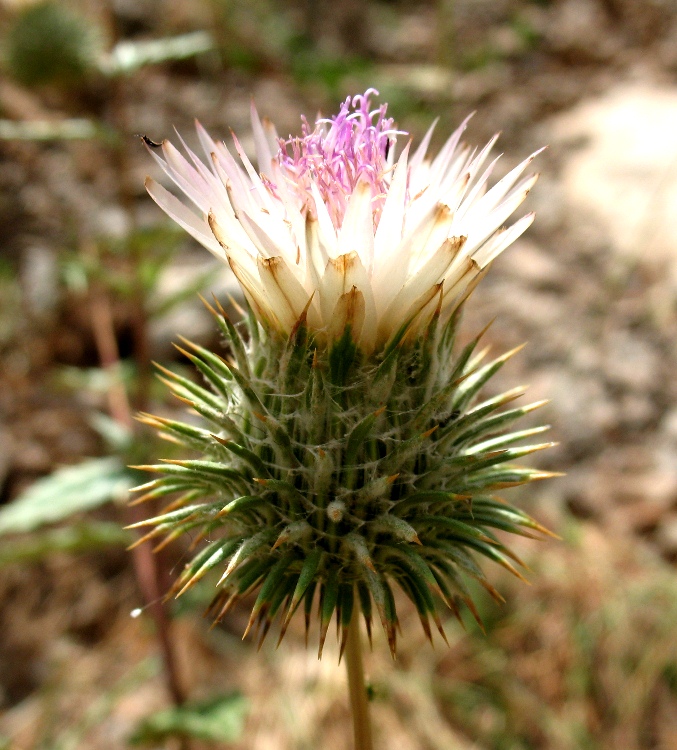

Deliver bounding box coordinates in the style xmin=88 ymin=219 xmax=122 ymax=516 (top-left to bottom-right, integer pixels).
xmin=138 ymin=134 xmax=162 ymax=149
xmin=384 ymin=138 xmax=391 ymax=160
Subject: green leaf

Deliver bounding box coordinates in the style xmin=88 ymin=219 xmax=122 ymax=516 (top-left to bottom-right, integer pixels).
xmin=178 ymin=337 xmax=234 ymax=382
xmin=0 ymin=117 xmax=116 ymax=143
xmin=130 ymin=691 xmax=248 ymax=744
xmin=139 ymin=414 xmax=213 ymax=451
xmin=392 ymin=490 xmax=468 ymax=515
xmin=0 ymin=458 xmax=134 ymax=536
xmin=464 ymin=425 xmax=550 ymax=454
xmin=103 ymin=32 xmax=215 ymax=77
xmin=127 ymin=502 xmax=220 ymax=530
xmin=88 ymin=412 xmax=134 ymax=453
xmin=0 ymin=522 xmax=132 ymax=566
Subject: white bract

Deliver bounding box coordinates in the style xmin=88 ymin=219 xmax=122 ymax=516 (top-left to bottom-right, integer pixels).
xmin=146 ymin=89 xmax=541 ymax=352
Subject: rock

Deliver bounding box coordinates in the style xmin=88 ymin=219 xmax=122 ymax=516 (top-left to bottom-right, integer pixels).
xmin=21 ymin=246 xmax=59 ymax=319
xmin=570 ymin=442 xmax=677 ymax=534
xmin=148 ymin=253 xmax=241 ymax=358
xmin=0 ymin=428 xmax=12 ymax=494
xmin=661 ymin=407 xmax=677 ymax=444
xmin=500 ymin=239 xmax=563 ymax=289
xmin=604 ymin=0 xmax=677 ymax=45
xmin=369 ymin=8 xmax=436 ymax=59
xmin=603 ymin=330 xmax=659 ymax=391
xmin=543 ymin=369 xmax=616 ymax=449
xmin=524 ymin=175 xmax=567 ymax=236
xmin=546 ymin=84 xmax=677 ymax=295
xmin=93 ymin=206 xmax=131 ymax=240
xmin=657 ymin=17 xmax=677 ymax=69
xmin=543 ymin=0 xmax=621 ymax=63
xmin=655 ymin=515 xmax=677 ymax=559
xmin=615 ymin=393 xmax=656 ymax=430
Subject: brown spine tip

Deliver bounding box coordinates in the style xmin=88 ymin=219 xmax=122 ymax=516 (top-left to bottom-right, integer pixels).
xmin=304 ymin=611 xmax=311 ymax=648
xmin=338 ymin=626 xmax=349 ymax=663
xmin=387 ymin=624 xmax=397 ymax=659
xmin=364 ymin=615 xmax=373 ymax=649
xmin=257 ymin=617 xmax=273 ymax=651
xmin=432 ymin=612 xmax=449 ymax=646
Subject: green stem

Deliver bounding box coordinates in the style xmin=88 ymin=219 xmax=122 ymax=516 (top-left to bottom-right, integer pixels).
xmin=346 ymin=608 xmax=373 ymax=750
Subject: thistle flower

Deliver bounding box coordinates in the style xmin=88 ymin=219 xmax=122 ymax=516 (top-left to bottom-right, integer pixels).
xmin=133 ymin=91 xmax=555 ymax=659
xmin=145 ymin=90 xmax=542 ymax=352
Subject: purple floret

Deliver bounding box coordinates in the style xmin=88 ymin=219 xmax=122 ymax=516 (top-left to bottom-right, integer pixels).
xmin=276 ymin=89 xmax=406 ymax=227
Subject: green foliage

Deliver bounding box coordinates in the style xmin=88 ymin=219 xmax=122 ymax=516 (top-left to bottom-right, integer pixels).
xmin=210 ymin=0 xmax=372 ymax=93
xmin=89 ymin=412 xmax=134 ymax=454
xmin=0 ymin=260 xmax=21 ymax=347
xmin=134 ymin=300 xmax=554 ymax=657
xmin=0 ymin=119 xmax=109 ymax=142
xmin=289 ymin=45 xmax=372 ymax=98
xmin=0 ymin=521 xmax=132 ymax=566
xmin=4 ymin=1 xmax=100 ymax=87
xmin=460 ymin=44 xmax=502 ymax=72
xmin=0 ymin=457 xmax=135 ymax=535
xmin=130 ymin=692 xmax=248 ymax=744
xmin=102 ymin=32 xmax=215 ymax=77
xmin=510 ymin=14 xmax=541 ymax=50
xmin=55 ymin=365 xmax=137 ymax=402
xmin=61 ymin=224 xmax=216 ymax=315
xmin=210 ymin=0 xmax=295 ymax=70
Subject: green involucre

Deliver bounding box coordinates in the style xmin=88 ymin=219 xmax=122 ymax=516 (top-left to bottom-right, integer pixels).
xmin=131 ymin=302 xmax=554 ymax=657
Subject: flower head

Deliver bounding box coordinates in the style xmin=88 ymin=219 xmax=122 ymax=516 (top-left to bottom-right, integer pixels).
xmin=136 ymin=93 xmax=555 ymax=657
xmin=146 ymin=90 xmax=541 ymax=352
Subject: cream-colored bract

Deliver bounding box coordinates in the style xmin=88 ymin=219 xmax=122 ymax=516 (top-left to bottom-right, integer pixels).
xmin=145 ymin=91 xmax=541 ymax=352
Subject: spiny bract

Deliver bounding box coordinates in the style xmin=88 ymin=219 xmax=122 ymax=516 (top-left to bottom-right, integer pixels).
xmin=131 ymin=296 xmax=555 ymax=658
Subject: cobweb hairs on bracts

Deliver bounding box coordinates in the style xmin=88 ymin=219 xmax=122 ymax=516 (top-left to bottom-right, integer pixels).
xmin=129 ymin=301 xmax=557 ymax=657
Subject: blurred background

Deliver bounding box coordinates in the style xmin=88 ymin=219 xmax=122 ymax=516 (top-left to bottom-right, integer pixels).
xmin=0 ymin=0 xmax=676 ymax=747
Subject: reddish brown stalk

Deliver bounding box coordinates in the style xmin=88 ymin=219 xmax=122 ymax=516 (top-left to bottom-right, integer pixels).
xmin=88 ymin=277 xmax=186 ymax=710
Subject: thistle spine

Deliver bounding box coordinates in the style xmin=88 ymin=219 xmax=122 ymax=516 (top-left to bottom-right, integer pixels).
xmin=131 ymin=300 xmax=556 ymax=657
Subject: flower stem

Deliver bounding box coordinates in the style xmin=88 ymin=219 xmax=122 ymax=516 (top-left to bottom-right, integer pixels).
xmin=88 ymin=273 xmax=187 ymax=713
xmin=346 ymin=608 xmax=373 ymax=750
